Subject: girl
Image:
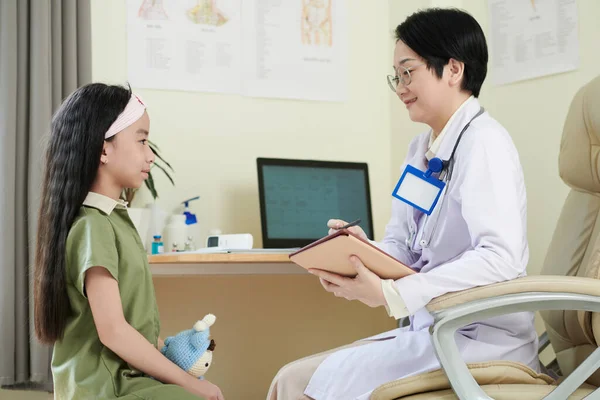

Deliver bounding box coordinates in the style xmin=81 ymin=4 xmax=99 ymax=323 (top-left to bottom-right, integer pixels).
xmin=268 ymin=8 xmax=538 ymax=400
xmin=34 ymin=83 xmax=225 ymax=400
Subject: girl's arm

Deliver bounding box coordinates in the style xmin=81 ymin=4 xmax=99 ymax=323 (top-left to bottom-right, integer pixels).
xmin=85 ymin=267 xmax=224 ymax=400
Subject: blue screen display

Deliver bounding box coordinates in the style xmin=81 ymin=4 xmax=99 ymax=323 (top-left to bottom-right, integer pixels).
xmin=262 ymin=165 xmax=372 ymax=239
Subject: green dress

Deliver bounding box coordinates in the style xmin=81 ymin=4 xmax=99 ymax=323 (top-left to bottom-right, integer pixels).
xmin=51 ymin=198 xmax=200 ymax=399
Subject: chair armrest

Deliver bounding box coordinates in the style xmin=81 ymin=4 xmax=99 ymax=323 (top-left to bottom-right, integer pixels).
xmin=426 ymin=284 xmax=600 ymax=400
xmin=426 ymin=275 xmax=600 ymax=313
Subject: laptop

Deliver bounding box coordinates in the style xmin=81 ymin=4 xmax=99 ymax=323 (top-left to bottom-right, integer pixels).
xmin=256 ymin=157 xmax=374 ymax=249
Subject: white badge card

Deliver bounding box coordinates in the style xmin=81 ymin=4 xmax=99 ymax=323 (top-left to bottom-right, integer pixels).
xmin=392 ymin=165 xmax=445 ymax=215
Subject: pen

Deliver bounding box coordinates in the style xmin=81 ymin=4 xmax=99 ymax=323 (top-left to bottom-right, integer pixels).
xmin=339 ymin=219 xmax=361 ymax=230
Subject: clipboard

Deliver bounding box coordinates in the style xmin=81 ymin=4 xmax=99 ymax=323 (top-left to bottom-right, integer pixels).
xmin=289 ymin=229 xmax=415 ymax=280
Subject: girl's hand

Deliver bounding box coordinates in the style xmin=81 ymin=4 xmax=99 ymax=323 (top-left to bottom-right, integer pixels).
xmin=186 ymin=379 xmax=224 ymax=400
xmin=309 ymin=256 xmax=386 ymax=308
xmin=85 ymin=267 xmax=222 ymax=396
xmin=327 ymin=219 xmax=368 ymax=241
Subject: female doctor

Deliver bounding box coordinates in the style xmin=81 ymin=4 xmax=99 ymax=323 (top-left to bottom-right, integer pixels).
xmin=267 ymin=7 xmax=539 ymax=400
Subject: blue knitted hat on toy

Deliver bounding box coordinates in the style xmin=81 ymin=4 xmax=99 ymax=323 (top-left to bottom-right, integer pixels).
xmin=161 ymin=314 xmax=215 ymax=373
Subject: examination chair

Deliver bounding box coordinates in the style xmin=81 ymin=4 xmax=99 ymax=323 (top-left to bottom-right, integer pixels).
xmin=370 ymin=76 xmax=600 ymax=399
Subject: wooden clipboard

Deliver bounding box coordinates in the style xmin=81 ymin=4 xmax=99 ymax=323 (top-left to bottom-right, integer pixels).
xmin=289 ymin=229 xmax=415 ymax=280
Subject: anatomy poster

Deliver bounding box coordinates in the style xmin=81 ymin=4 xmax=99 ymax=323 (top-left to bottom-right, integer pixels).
xmin=488 ymin=0 xmax=579 ymax=85
xmin=127 ymin=0 xmax=347 ymax=101
xmin=241 ymin=0 xmax=348 ymax=101
xmin=128 ymin=0 xmax=242 ymax=94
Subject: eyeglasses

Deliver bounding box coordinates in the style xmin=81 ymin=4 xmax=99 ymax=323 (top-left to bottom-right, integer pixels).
xmin=386 ymin=63 xmax=424 ymax=92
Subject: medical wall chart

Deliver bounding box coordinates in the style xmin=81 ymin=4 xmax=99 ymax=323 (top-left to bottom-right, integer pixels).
xmin=488 ymin=0 xmax=579 ymax=85
xmin=241 ymin=0 xmax=347 ymax=102
xmin=128 ymin=0 xmax=242 ymax=94
xmin=127 ymin=0 xmax=347 ymax=102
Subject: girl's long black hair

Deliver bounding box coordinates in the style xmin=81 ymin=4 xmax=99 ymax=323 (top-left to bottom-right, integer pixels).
xmin=34 ymin=83 xmax=131 ymax=344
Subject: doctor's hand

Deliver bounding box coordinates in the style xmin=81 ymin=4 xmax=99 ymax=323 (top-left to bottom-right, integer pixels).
xmin=309 ymin=256 xmax=386 ymax=308
xmin=327 ymin=219 xmax=368 ymax=241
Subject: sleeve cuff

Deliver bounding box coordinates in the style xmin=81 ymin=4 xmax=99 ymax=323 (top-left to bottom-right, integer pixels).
xmin=381 ymin=279 xmax=410 ymax=319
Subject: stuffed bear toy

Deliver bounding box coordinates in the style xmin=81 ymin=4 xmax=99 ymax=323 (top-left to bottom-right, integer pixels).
xmin=160 ymin=314 xmax=216 ymax=379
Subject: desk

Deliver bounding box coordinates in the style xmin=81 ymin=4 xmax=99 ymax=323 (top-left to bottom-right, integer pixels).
xmin=149 ymin=253 xmax=397 ymax=400
xmin=149 ymin=253 xmax=303 ymax=275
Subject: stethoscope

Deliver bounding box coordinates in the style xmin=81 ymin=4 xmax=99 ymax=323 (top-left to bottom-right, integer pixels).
xmin=406 ymin=107 xmax=485 ymax=250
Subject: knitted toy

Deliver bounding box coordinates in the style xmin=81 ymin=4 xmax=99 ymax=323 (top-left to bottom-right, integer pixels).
xmin=160 ymin=314 xmax=217 ymax=379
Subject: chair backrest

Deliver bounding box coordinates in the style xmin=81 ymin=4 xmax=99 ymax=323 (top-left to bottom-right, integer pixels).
xmin=540 ymin=75 xmax=600 ymax=386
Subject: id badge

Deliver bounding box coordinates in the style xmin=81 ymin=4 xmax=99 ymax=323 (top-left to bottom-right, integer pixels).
xmin=392 ymin=165 xmax=445 ymax=215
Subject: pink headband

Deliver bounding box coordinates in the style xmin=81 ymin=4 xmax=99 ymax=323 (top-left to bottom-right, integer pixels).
xmin=104 ymin=94 xmax=146 ymax=139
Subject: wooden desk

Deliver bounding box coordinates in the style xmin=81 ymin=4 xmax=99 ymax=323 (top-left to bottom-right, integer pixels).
xmin=149 ymin=253 xmax=304 ymax=275
xmin=149 ymin=253 xmax=396 ymax=400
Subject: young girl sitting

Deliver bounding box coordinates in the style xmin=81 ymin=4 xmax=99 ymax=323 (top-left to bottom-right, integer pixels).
xmin=33 ymin=83 xmax=225 ymax=400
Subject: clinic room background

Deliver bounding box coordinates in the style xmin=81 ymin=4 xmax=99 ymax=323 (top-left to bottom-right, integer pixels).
xmin=93 ymin=0 xmax=600 ymax=279
xmin=89 ymin=0 xmax=600 ymax=396
xmin=3 ymin=0 xmax=599 ymax=399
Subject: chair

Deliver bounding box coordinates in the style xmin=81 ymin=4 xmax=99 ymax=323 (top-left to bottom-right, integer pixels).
xmin=370 ymin=75 xmax=600 ymax=399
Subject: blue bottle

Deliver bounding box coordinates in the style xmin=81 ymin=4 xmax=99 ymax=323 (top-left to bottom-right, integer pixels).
xmin=151 ymin=235 xmax=164 ymax=255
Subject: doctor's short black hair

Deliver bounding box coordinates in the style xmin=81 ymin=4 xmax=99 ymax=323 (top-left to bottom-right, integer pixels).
xmin=395 ymin=8 xmax=488 ymax=97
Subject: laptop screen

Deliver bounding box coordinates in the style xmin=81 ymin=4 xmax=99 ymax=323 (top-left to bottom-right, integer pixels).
xmin=257 ymin=158 xmax=374 ymax=248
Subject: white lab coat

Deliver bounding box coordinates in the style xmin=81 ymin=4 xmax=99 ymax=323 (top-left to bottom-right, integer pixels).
xmin=304 ymin=98 xmax=539 ymax=400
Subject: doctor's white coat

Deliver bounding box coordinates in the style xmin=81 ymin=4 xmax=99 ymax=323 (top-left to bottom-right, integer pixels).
xmin=304 ymin=97 xmax=539 ymax=400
